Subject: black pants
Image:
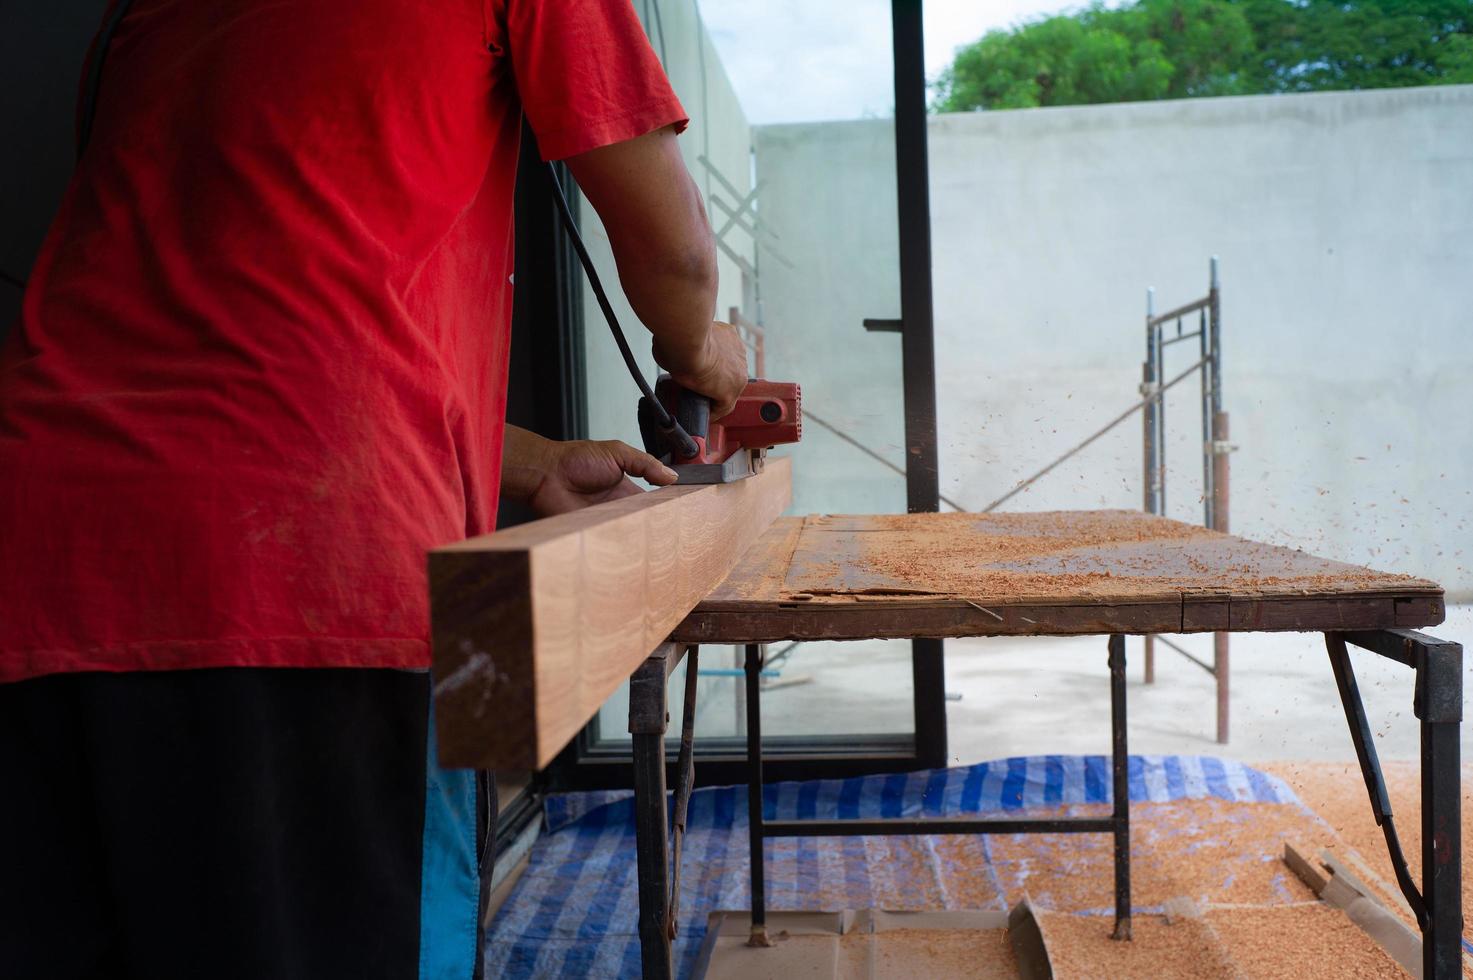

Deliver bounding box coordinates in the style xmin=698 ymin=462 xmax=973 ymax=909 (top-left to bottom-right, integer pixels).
xmin=0 ymin=669 xmax=494 ymax=980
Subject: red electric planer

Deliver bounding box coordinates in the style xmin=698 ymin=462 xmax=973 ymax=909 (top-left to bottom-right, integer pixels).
xmin=639 ymin=375 xmax=801 ymax=484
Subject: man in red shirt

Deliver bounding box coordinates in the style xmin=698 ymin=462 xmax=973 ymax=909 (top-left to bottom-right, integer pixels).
xmin=0 ymin=1 xmax=746 ymax=977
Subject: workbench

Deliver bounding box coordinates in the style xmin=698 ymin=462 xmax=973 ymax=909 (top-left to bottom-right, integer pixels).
xmin=623 ymin=510 xmax=1460 ymax=979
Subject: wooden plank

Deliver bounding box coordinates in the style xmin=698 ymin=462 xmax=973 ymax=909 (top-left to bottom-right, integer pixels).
xmin=1395 ymin=595 xmax=1445 ymax=627
xmin=430 ymin=457 xmax=791 ymax=770
xmin=1283 ymin=840 xmax=1331 ymax=895
xmin=699 ymin=515 xmax=805 ymax=602
xmin=673 ymin=598 xmax=1182 ymax=643
xmin=1225 ymin=595 xmax=1436 ymax=632
xmin=679 ymin=590 xmax=1438 ymax=643
xmin=1182 ymin=597 xmax=1230 ymax=630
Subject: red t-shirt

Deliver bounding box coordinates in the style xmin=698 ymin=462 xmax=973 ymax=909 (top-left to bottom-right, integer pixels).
xmin=0 ymin=0 xmax=687 ymax=682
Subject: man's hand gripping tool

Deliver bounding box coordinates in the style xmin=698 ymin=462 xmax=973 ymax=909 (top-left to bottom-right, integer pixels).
xmin=639 ymin=377 xmax=802 ymax=484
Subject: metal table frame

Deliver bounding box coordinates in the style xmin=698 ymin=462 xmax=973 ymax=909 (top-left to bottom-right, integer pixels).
xmin=627 ymin=628 xmax=1462 ymax=979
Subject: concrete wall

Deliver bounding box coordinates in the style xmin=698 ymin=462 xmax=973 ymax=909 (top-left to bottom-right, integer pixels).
xmin=751 ymin=85 xmax=1473 ymax=598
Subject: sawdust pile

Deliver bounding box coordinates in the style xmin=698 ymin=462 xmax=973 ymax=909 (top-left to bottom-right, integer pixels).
xmin=925 ymin=794 xmax=1417 ymax=978
xmin=1207 ymin=906 xmax=1407 ymax=978
xmin=1267 ymin=760 xmax=1473 ymax=936
xmin=691 ymin=770 xmax=1441 ymax=978
xmin=975 ymin=798 xmax=1323 ymax=911
xmin=1039 ymin=913 xmax=1236 ymax=979
xmin=1039 ymin=905 xmax=1406 ymax=979
xmin=785 ymin=510 xmax=1436 ymax=603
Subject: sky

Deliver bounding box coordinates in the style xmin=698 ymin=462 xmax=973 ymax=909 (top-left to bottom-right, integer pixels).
xmin=696 ymin=0 xmax=1091 ymax=124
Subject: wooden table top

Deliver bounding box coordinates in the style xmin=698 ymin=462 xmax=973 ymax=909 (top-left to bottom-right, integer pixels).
xmin=671 ymin=510 xmax=1444 ymax=643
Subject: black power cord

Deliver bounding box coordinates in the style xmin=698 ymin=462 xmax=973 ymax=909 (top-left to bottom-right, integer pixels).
xmin=544 ymin=163 xmax=697 ymax=458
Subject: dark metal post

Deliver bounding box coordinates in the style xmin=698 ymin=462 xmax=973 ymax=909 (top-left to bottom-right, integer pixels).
xmin=667 ymin=647 xmax=700 ymax=939
xmin=1338 ymin=629 xmax=1464 ymax=978
xmin=911 ymin=638 xmax=947 ymax=767
xmin=1108 ymin=634 xmax=1132 ymax=941
xmin=631 ymin=737 xmax=670 ymax=978
xmin=891 ymin=0 xmax=948 ymax=771
xmin=1416 ymin=636 xmax=1463 ymax=978
xmin=629 ymin=652 xmax=674 ymax=980
xmin=744 ymin=643 xmax=771 ymax=947
xmin=890 ymin=0 xmax=938 ymax=516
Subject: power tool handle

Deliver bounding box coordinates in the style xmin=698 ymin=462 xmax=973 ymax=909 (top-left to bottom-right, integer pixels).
xmin=673 ymin=387 xmax=710 ymax=443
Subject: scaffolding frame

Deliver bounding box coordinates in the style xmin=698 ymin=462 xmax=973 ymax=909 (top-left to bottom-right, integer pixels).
xmin=1142 ymin=258 xmax=1234 ymax=742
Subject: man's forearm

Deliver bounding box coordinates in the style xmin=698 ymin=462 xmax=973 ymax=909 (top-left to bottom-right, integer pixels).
xmin=609 ymin=172 xmax=717 ymax=366
xmin=616 ymin=248 xmax=716 ymax=368
xmin=566 ymin=127 xmax=718 ymax=369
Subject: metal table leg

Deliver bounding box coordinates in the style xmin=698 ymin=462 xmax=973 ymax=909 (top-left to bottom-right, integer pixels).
xmin=1420 ymin=643 xmax=1463 ymax=979
xmin=1325 ymin=635 xmax=1422 ymax=921
xmin=742 ymin=636 xmax=1133 ymax=946
xmin=744 ymin=643 xmax=770 ymax=947
xmin=1333 ymin=630 xmax=1464 ymax=979
xmin=629 ymin=643 xmax=697 ymax=980
xmin=668 ymin=648 xmax=700 ymax=939
xmin=1109 ymin=633 xmax=1132 ymax=941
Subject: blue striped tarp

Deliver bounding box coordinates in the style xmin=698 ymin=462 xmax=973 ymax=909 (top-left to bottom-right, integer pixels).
xmin=485 ymin=755 xmax=1300 ymax=978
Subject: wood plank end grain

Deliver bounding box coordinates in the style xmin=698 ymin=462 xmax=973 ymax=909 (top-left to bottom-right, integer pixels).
xmin=430 ymin=548 xmax=538 ymax=770
xmin=430 ymin=456 xmax=791 ymax=771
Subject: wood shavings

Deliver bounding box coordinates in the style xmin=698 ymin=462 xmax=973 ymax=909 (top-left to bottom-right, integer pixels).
xmin=718 ymin=775 xmax=1446 ymax=978
xmin=986 ymin=799 xmax=1322 ymax=911
xmin=1042 ymin=906 xmax=1409 ymax=979
xmin=1039 ymin=912 xmax=1236 ymax=979
xmin=774 ymin=510 xmax=1438 ymax=604
xmin=1265 ymin=760 xmax=1473 ymax=939
xmin=1206 ymin=906 xmax=1408 ymax=978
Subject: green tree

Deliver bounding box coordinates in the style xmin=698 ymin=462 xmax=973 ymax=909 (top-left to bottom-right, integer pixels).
xmin=1241 ymin=0 xmax=1473 ymax=93
xmin=932 ymin=0 xmax=1473 ymax=112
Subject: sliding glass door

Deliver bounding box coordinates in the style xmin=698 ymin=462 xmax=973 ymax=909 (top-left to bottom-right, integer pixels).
xmin=546 ymin=0 xmax=944 ymax=787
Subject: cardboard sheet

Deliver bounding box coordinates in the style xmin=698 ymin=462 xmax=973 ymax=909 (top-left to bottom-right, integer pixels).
xmin=694 ymin=909 xmax=1026 ymax=980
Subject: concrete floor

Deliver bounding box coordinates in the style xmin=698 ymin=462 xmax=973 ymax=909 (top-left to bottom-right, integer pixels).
xmin=747 ymin=604 xmax=1473 ymax=766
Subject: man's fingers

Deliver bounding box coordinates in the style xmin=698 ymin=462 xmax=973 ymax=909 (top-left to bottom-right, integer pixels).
xmin=654 ymin=320 xmax=750 ymax=420
xmin=610 ymin=442 xmax=679 ymax=485
xmin=703 ymin=321 xmax=749 ymax=419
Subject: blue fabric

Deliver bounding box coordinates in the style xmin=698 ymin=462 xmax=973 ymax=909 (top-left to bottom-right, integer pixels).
xmin=419 ymin=699 xmax=481 ymax=980
xmin=489 ymin=755 xmax=1301 ymax=978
